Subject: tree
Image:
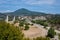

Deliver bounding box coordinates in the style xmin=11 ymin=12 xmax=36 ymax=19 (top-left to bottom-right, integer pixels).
xmin=19 ymin=21 xmax=24 ymax=27
xmin=0 ymin=21 xmax=24 ymax=40
xmin=43 ymin=22 xmax=48 ymax=28
xmin=47 ymin=27 xmax=56 ymax=38
xmin=24 ymin=25 xmax=29 ymax=30
xmin=31 ymin=20 xmax=35 ymax=23
xmin=19 ymin=19 xmax=26 ymax=27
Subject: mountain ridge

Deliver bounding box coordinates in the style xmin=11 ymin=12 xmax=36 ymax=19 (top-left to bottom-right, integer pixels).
xmin=0 ymin=8 xmax=60 ymax=16
xmin=3 ymin=8 xmax=49 ymax=16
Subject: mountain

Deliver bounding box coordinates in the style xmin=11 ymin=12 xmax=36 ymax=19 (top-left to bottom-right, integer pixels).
xmin=0 ymin=8 xmax=60 ymax=24
xmin=0 ymin=13 xmax=7 ymax=20
xmin=0 ymin=13 xmax=6 ymax=17
xmin=2 ymin=8 xmax=60 ymax=19
xmin=4 ymin=8 xmax=48 ymax=16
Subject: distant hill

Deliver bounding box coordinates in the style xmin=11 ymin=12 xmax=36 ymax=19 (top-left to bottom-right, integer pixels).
xmin=0 ymin=13 xmax=7 ymax=20
xmin=1 ymin=8 xmax=60 ymax=19
xmin=4 ymin=8 xmax=48 ymax=16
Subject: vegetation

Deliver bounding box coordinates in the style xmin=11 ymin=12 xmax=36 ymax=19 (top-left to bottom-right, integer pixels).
xmin=19 ymin=21 xmax=24 ymax=27
xmin=47 ymin=15 xmax=60 ymax=24
xmin=47 ymin=27 xmax=56 ymax=38
xmin=24 ymin=25 xmax=29 ymax=30
xmin=19 ymin=19 xmax=26 ymax=27
xmin=33 ymin=37 xmax=50 ymax=40
xmin=19 ymin=19 xmax=30 ymax=30
xmin=24 ymin=38 xmax=30 ymax=40
xmin=14 ymin=20 xmax=18 ymax=24
xmin=58 ymin=34 xmax=60 ymax=40
xmin=31 ymin=20 xmax=48 ymax=28
xmin=0 ymin=21 xmax=24 ymax=40
xmin=23 ymin=37 xmax=50 ymax=40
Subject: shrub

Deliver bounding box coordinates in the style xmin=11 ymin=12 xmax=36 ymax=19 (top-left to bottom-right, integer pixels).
xmin=24 ymin=25 xmax=29 ymax=30
xmin=33 ymin=37 xmax=50 ymax=40
xmin=0 ymin=21 xmax=24 ymax=40
xmin=47 ymin=27 xmax=56 ymax=38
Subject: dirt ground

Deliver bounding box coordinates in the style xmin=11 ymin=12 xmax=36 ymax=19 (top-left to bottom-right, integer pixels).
xmin=14 ymin=23 xmax=48 ymax=38
xmin=22 ymin=25 xmax=48 ymax=38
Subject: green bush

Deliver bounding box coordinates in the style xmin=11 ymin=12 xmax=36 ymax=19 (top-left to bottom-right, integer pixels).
xmin=47 ymin=27 xmax=56 ymax=38
xmin=0 ymin=21 xmax=24 ymax=40
xmin=24 ymin=25 xmax=29 ymax=30
xmin=33 ymin=37 xmax=50 ymax=40
xmin=31 ymin=20 xmax=35 ymax=23
xmin=19 ymin=21 xmax=24 ymax=27
xmin=58 ymin=34 xmax=60 ymax=40
xmin=43 ymin=22 xmax=48 ymax=28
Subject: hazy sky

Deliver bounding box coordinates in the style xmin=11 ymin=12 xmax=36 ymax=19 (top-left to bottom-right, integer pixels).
xmin=0 ymin=0 xmax=60 ymax=14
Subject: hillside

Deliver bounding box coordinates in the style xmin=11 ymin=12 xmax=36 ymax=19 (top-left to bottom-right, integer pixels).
xmin=4 ymin=8 xmax=48 ymax=16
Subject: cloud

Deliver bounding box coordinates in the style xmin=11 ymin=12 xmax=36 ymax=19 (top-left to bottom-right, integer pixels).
xmin=22 ymin=0 xmax=55 ymax=5
xmin=0 ymin=0 xmax=21 ymax=5
xmin=0 ymin=10 xmax=13 ymax=13
xmin=0 ymin=0 xmax=55 ymax=5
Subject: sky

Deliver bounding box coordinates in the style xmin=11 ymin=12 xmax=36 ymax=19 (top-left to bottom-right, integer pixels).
xmin=0 ymin=0 xmax=60 ymax=14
